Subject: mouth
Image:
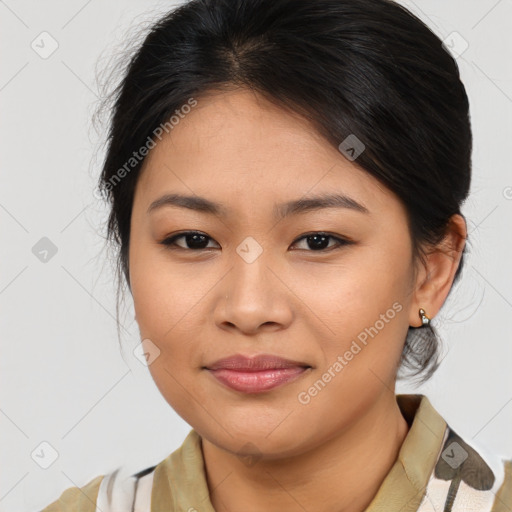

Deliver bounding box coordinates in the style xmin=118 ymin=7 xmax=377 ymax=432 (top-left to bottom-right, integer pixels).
xmin=204 ymin=353 xmax=312 ymax=394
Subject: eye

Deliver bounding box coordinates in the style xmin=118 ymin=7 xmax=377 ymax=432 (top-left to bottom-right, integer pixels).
xmin=159 ymin=231 xmax=220 ymax=250
xmin=290 ymin=232 xmax=352 ymax=252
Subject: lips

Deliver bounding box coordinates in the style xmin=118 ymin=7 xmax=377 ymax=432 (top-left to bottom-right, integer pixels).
xmin=207 ymin=354 xmax=310 ymax=371
xmin=205 ymin=354 xmax=312 ymax=393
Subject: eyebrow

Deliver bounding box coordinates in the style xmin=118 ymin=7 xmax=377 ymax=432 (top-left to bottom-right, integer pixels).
xmin=147 ymin=192 xmax=370 ymax=218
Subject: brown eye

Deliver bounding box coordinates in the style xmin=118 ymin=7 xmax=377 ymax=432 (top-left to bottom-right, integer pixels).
xmin=160 ymin=231 xmax=220 ymax=250
xmin=291 ymin=232 xmax=352 ymax=252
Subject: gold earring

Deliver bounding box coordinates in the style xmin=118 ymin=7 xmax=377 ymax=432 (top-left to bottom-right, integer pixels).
xmin=419 ymin=308 xmax=430 ymax=327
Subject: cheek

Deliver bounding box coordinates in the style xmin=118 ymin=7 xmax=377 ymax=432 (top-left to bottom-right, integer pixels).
xmin=301 ymin=242 xmax=413 ymax=378
xmin=130 ymin=238 xmax=209 ymax=341
xmin=294 ymin=261 xmax=411 ymax=427
xmin=131 ymin=271 xmax=206 ymax=373
xmin=301 ymin=246 xmax=411 ymax=332
xmin=131 ymin=254 xmax=208 ymax=422
xmin=129 ymin=247 xmax=206 ymax=412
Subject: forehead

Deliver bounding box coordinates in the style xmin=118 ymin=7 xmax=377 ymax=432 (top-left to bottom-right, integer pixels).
xmin=134 ymin=88 xmax=400 ymax=217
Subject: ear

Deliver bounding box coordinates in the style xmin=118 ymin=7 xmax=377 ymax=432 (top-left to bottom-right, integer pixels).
xmin=408 ymin=214 xmax=467 ymax=327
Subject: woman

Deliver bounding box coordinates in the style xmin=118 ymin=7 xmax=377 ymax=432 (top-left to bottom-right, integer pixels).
xmin=42 ymin=0 xmax=512 ymax=510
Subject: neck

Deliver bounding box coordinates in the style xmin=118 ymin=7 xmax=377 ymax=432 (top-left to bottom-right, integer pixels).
xmin=201 ymin=392 xmax=410 ymax=512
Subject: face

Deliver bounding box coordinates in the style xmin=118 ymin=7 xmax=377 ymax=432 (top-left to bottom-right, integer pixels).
xmin=129 ymin=87 xmax=419 ymax=458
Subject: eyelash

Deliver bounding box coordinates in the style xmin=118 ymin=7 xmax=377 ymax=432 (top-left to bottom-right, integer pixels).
xmin=159 ymin=231 xmax=353 ymax=253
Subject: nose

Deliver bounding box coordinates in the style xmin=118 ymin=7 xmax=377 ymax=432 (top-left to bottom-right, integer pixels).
xmin=215 ymin=248 xmax=294 ymax=335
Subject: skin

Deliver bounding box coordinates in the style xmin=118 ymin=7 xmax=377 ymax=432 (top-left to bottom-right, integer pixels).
xmin=129 ymin=87 xmax=467 ymax=512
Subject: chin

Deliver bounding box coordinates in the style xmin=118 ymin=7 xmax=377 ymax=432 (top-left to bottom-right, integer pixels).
xmin=198 ymin=420 xmax=310 ymax=460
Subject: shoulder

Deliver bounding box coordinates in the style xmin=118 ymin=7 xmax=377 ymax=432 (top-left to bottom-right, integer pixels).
xmin=40 ymin=464 xmax=158 ymax=512
xmin=492 ymin=458 xmax=512 ymax=511
xmin=422 ymin=421 xmax=512 ymax=511
xmin=40 ymin=474 xmax=104 ymax=512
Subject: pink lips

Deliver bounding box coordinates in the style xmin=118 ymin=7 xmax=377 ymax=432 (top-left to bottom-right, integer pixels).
xmin=205 ymin=354 xmax=311 ymax=393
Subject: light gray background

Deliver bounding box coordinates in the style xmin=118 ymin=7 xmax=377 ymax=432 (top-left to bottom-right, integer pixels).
xmin=1 ymin=1 xmax=511 ymax=510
